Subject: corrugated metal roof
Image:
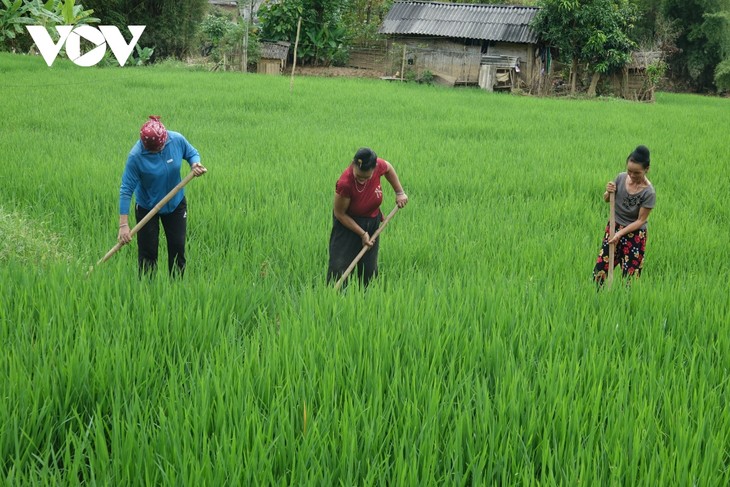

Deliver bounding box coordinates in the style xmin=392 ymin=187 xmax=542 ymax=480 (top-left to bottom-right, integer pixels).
xmin=379 ymin=2 xmax=540 ymax=44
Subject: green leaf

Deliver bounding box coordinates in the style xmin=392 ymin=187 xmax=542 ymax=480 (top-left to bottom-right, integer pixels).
xmin=62 ymin=0 xmax=74 ymax=24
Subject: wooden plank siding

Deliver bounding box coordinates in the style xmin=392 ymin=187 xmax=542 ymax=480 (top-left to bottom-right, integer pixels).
xmin=607 ymin=68 xmax=655 ymax=102
xmin=347 ymin=48 xmax=390 ymax=72
xmin=484 ymin=41 xmax=534 ymax=88
xmin=371 ymin=37 xmax=540 ymax=87
xmin=377 ymin=37 xmax=483 ymax=84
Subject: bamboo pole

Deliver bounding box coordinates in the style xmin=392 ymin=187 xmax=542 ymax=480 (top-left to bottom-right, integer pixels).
xmin=334 ymin=206 xmax=400 ymax=290
xmin=290 ymin=16 xmax=302 ymax=93
xmin=607 ymin=192 xmax=616 ymax=286
xmin=400 ymin=44 xmax=406 ymax=81
xmin=243 ymin=17 xmax=248 ymax=73
xmin=89 ymin=171 xmax=197 ymax=274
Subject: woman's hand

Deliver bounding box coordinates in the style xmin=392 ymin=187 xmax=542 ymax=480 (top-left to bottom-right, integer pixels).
xmin=361 ymin=231 xmax=373 ymax=247
xmin=607 ymin=231 xmax=622 ymax=245
xmin=395 ymin=191 xmax=408 ymax=208
xmin=604 ymin=182 xmax=616 ymax=202
xmin=192 ymin=162 xmax=207 ymax=177
xmin=118 ymin=224 xmax=132 ymax=245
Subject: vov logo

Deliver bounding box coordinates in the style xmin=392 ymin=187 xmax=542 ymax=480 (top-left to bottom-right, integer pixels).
xmin=26 ymin=25 xmax=146 ymax=67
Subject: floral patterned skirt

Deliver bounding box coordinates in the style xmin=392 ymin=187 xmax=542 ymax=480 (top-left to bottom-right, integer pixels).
xmin=593 ymin=222 xmax=647 ymax=285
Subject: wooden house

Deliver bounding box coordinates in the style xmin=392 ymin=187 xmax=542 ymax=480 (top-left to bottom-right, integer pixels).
xmin=378 ymin=1 xmax=546 ymax=90
xmin=607 ymin=51 xmax=664 ymax=102
xmin=258 ymin=41 xmax=290 ymax=75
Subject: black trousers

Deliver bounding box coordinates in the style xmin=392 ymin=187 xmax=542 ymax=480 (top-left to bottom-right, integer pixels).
xmin=327 ymin=213 xmax=381 ymax=288
xmin=135 ymin=197 xmax=187 ymax=277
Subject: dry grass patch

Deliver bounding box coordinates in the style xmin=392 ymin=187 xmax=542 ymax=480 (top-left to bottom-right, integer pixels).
xmin=0 ymin=207 xmax=70 ymax=264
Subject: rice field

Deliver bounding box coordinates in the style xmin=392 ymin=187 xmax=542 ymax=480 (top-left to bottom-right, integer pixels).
xmin=1 ymin=52 xmax=729 ymax=485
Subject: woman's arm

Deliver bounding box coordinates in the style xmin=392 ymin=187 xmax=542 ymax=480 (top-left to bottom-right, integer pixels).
xmin=608 ymin=207 xmax=652 ymax=244
xmin=604 ymin=181 xmax=616 ymax=202
xmin=333 ymin=193 xmax=373 ymax=247
xmin=384 ymin=162 xmax=408 ymax=208
xmin=118 ymin=157 xmax=139 ymax=245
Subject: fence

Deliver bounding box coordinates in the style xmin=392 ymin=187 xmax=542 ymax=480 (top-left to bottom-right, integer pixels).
xmin=346 ymin=42 xmax=482 ymax=85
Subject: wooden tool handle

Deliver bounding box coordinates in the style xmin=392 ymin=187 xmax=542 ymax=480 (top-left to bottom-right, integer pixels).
xmin=334 ymin=205 xmax=400 ymax=290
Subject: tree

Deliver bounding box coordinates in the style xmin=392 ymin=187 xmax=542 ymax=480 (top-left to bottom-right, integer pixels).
xmin=200 ymin=9 xmax=237 ymax=60
xmin=237 ymin=0 xmax=265 ymax=71
xmin=1 ymin=0 xmax=34 ymax=51
xmin=532 ymin=0 xmax=585 ymax=94
xmin=579 ymin=1 xmax=639 ymax=95
xmin=716 ymin=58 xmax=730 ymax=91
xmin=631 ymin=0 xmax=662 ymax=44
xmin=661 ymin=0 xmax=730 ymax=92
xmin=711 ymin=8 xmax=730 ymax=91
xmin=341 ymin=0 xmax=392 ymax=43
xmin=78 ymin=0 xmax=208 ymax=59
xmin=259 ymin=0 xmax=350 ymax=66
xmin=1 ymin=0 xmax=98 ymax=52
xmin=532 ymin=0 xmax=637 ymax=95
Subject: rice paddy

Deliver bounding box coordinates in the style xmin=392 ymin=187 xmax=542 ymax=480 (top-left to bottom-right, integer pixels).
xmin=1 ymin=52 xmax=729 ymax=484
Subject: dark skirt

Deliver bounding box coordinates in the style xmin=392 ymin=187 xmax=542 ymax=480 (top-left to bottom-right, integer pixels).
xmin=327 ymin=213 xmax=382 ymax=288
xmin=593 ymin=221 xmax=647 ymax=285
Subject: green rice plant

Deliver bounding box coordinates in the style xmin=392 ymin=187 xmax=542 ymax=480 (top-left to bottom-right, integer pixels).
xmin=0 ymin=52 xmax=729 ymax=485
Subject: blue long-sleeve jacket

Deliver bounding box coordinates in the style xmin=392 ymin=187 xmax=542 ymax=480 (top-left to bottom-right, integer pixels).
xmin=119 ymin=131 xmax=201 ymax=215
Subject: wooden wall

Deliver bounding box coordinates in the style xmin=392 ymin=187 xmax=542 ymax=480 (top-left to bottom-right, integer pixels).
xmin=608 ymin=68 xmax=654 ymax=102
xmin=347 ymin=37 xmax=542 ymax=88
xmin=381 ymin=37 xmax=482 ymax=84
xmin=484 ymin=42 xmax=537 ymax=88
xmin=379 ymin=37 xmax=539 ymax=86
xmin=257 ymin=59 xmax=282 ymax=75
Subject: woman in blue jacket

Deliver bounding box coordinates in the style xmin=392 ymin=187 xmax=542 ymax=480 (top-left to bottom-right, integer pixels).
xmin=117 ymin=116 xmax=207 ymax=277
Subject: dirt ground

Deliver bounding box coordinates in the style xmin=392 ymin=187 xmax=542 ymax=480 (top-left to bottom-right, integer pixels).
xmin=293 ymin=66 xmax=384 ymax=79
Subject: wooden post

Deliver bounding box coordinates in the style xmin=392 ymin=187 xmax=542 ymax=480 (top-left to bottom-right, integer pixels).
xmin=243 ymin=17 xmax=248 ymax=73
xmin=607 ymin=192 xmax=616 ymax=286
xmin=89 ymin=171 xmax=198 ymax=274
xmin=400 ymin=44 xmax=406 ymax=81
xmin=290 ymin=17 xmax=302 ymax=93
xmin=238 ymin=1 xmax=249 ymax=73
xmin=334 ymin=206 xmax=399 ymax=291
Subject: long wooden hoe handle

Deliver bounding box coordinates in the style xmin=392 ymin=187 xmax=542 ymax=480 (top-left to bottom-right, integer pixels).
xmin=334 ymin=205 xmax=400 ymax=291
xmin=607 ymin=192 xmax=616 ymax=286
xmin=92 ymin=171 xmax=197 ymax=270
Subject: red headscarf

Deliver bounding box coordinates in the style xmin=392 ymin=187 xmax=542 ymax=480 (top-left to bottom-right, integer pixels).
xmin=140 ymin=115 xmax=168 ymax=152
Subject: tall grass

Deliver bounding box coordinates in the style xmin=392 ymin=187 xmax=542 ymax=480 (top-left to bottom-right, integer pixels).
xmin=1 ymin=52 xmax=729 ymax=484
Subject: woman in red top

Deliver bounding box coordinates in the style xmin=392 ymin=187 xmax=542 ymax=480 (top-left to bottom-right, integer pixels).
xmin=327 ymin=147 xmax=408 ymax=287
